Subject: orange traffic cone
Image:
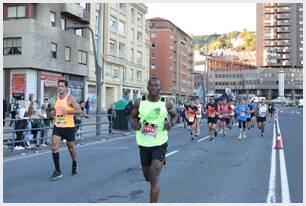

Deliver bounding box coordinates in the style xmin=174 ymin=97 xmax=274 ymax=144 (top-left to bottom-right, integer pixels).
xmin=274 ymin=133 xmax=283 ymax=149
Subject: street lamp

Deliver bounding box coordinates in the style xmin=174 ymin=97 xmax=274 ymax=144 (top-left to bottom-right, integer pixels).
xmin=66 ymin=24 xmax=103 ymax=136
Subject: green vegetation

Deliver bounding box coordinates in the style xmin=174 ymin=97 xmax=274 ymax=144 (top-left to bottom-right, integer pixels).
xmin=192 ymin=30 xmax=256 ymax=52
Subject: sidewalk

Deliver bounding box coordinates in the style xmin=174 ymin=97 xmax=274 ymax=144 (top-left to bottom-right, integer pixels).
xmin=3 ymin=115 xmax=134 ymax=158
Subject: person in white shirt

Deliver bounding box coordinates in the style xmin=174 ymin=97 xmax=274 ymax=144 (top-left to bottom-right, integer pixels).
xmin=256 ymin=99 xmax=268 ymax=138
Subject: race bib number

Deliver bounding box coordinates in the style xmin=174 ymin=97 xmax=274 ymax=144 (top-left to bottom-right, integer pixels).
xmin=259 ymin=112 xmax=266 ymax=117
xmin=196 ymin=113 xmax=202 ymax=118
xmin=142 ymin=124 xmax=157 ymax=138
xmin=56 ymin=116 xmax=66 ymax=126
xmin=240 ymin=111 xmax=246 ymax=116
xmin=188 ymin=117 xmax=195 ymax=122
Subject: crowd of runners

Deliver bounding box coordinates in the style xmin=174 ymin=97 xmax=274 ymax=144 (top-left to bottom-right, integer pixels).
xmin=176 ymin=96 xmax=275 ymax=141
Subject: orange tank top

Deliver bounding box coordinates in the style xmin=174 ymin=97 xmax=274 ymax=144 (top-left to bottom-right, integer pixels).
xmin=54 ymin=94 xmax=74 ymax=128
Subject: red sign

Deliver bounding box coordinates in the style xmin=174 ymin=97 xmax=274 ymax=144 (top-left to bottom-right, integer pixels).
xmin=41 ymin=72 xmax=64 ymax=88
xmin=11 ymin=74 xmax=26 ymax=94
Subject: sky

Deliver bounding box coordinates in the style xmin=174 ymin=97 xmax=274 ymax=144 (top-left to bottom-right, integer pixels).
xmin=146 ymin=3 xmax=256 ymax=36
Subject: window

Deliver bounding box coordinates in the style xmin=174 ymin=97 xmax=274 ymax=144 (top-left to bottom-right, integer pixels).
xmin=151 ymin=52 xmax=156 ymax=59
xmin=137 ymin=71 xmax=142 ymax=83
xmin=50 ymin=12 xmax=56 ymax=27
xmin=130 ymin=48 xmax=134 ymax=62
xmin=76 ymin=29 xmax=83 ymax=37
xmin=151 ymin=64 xmax=156 ymax=70
xmin=137 ymin=32 xmax=142 ymax=44
xmin=151 ymin=32 xmax=156 ymax=38
xmin=79 ymin=3 xmax=87 ymax=9
xmin=119 ymin=43 xmax=125 ymax=59
xmin=137 ymin=12 xmax=143 ymax=27
xmin=110 ymin=3 xmax=117 ymax=10
xmin=51 ymin=42 xmax=57 ymax=59
xmin=109 ymin=39 xmax=117 ymax=56
xmin=110 ymin=16 xmax=117 ymax=33
xmin=130 ymin=28 xmax=134 ymax=43
xmin=129 ymin=69 xmax=134 ymax=81
xmin=151 ymin=43 xmax=156 ymax=48
xmin=65 ymin=47 xmax=71 ymax=62
xmin=131 ymin=8 xmax=135 ymax=24
xmin=3 ymin=38 xmax=22 ymax=55
xmin=119 ymin=3 xmax=126 ymax=15
xmin=7 ymin=5 xmax=25 ymax=18
xmin=136 ymin=51 xmax=142 ymax=64
xmin=118 ymin=21 xmax=125 ymax=37
xmin=61 ymin=18 xmax=66 ymax=31
xmin=78 ymin=50 xmax=87 ymax=65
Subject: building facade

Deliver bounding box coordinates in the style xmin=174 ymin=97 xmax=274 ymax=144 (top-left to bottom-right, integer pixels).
xmin=3 ymin=3 xmax=90 ymax=105
xmin=87 ymin=3 xmax=149 ymax=110
xmin=148 ymin=17 xmax=194 ymax=102
xmin=196 ymin=56 xmax=303 ymax=100
xmin=257 ymin=3 xmax=303 ymax=67
xmin=256 ymin=3 xmax=303 ymax=99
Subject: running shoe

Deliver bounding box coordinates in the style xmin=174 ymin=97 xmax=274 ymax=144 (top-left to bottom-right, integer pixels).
xmin=243 ymin=133 xmax=247 ymax=139
xmin=72 ymin=166 xmax=77 ymax=176
xmin=238 ymin=133 xmax=242 ymax=140
xmin=209 ymin=137 xmax=215 ymax=141
xmin=49 ymin=170 xmax=62 ymax=181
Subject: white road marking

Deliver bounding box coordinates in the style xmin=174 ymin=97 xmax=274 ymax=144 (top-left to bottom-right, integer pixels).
xmin=266 ymin=122 xmax=277 ymax=203
xmin=276 ymin=112 xmax=291 ymax=203
xmin=280 ymin=111 xmax=284 ymax=113
xmin=197 ymin=135 xmax=210 ymax=143
xmin=3 ymin=134 xmax=135 ymax=162
xmin=166 ymin=150 xmax=178 ymax=157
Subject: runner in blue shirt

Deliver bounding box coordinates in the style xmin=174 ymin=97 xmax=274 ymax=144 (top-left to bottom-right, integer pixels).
xmin=236 ymin=99 xmax=250 ymax=139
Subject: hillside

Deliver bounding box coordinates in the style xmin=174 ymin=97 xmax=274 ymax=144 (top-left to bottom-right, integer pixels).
xmin=191 ymin=30 xmax=256 ymax=52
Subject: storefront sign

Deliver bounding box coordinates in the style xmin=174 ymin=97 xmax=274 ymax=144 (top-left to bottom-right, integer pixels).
xmin=11 ymin=74 xmax=26 ymax=94
xmin=41 ymin=72 xmax=64 ymax=87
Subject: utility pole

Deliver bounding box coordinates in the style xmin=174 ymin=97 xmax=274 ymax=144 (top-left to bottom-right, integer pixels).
xmin=96 ymin=3 xmax=104 ymax=136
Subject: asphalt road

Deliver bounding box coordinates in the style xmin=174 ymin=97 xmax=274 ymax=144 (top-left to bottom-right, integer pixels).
xmin=3 ymin=106 xmax=303 ymax=203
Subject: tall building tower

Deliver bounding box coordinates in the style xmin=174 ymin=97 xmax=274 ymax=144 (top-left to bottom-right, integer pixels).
xmin=148 ymin=17 xmax=194 ymax=102
xmin=257 ymin=3 xmax=303 ymax=67
xmin=256 ymin=3 xmax=303 ymax=99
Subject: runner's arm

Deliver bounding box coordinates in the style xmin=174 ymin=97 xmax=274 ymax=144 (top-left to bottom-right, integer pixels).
xmin=130 ymin=98 xmax=141 ymax=130
xmin=64 ymin=95 xmax=82 ymax=114
xmin=164 ymin=100 xmax=178 ymax=130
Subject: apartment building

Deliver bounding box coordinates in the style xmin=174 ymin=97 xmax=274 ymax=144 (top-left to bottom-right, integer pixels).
xmin=3 ymin=3 xmax=90 ymax=105
xmin=148 ymin=17 xmax=194 ymax=102
xmin=88 ymin=3 xmax=149 ymax=110
xmin=256 ymin=3 xmax=303 ymax=98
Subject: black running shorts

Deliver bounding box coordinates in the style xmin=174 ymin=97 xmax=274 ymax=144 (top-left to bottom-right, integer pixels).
xmin=139 ymin=142 xmax=167 ymax=167
xmin=52 ymin=126 xmax=76 ymax=142
xmin=207 ymin=117 xmax=217 ymax=124
xmin=257 ymin=116 xmax=266 ymax=122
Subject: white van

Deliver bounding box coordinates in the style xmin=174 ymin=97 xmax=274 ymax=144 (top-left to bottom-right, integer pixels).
xmin=298 ymin=99 xmax=303 ymax=108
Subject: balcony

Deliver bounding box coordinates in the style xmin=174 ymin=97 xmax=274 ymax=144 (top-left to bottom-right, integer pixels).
xmin=282 ymin=54 xmax=290 ymax=59
xmin=278 ymin=7 xmax=290 ymax=13
xmin=282 ymin=60 xmax=290 ymax=66
xmin=277 ymin=27 xmax=290 ymax=33
xmin=277 ymin=13 xmax=290 ymax=19
xmin=278 ymin=3 xmax=290 ymax=7
xmin=277 ymin=34 xmax=290 ymax=39
xmin=277 ymin=20 xmax=290 ymax=26
xmin=278 ymin=40 xmax=290 ymax=46
xmin=61 ymin=4 xmax=89 ymax=24
xmin=264 ymin=8 xmax=277 ymax=14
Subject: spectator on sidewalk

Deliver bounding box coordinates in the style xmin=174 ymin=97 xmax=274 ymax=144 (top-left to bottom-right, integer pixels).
xmin=107 ymin=104 xmax=116 ymax=134
xmin=74 ymin=100 xmax=89 ymax=140
xmin=14 ymin=107 xmax=27 ymax=150
xmin=85 ymin=98 xmax=90 ymax=115
xmin=9 ymin=98 xmax=19 ymax=127
xmin=124 ymin=100 xmax=133 ymax=132
xmin=44 ymin=103 xmax=54 ymax=145
xmin=37 ymin=104 xmax=48 ymax=147
xmin=28 ymin=102 xmax=40 ymax=146
xmin=3 ymin=99 xmax=8 ymax=126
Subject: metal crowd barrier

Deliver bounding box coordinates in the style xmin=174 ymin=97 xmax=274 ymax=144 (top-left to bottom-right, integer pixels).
xmin=2 ymin=114 xmax=115 ymax=150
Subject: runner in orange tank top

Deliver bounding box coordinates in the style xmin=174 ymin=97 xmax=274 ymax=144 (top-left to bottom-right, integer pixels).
xmin=49 ymin=80 xmax=82 ymax=181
